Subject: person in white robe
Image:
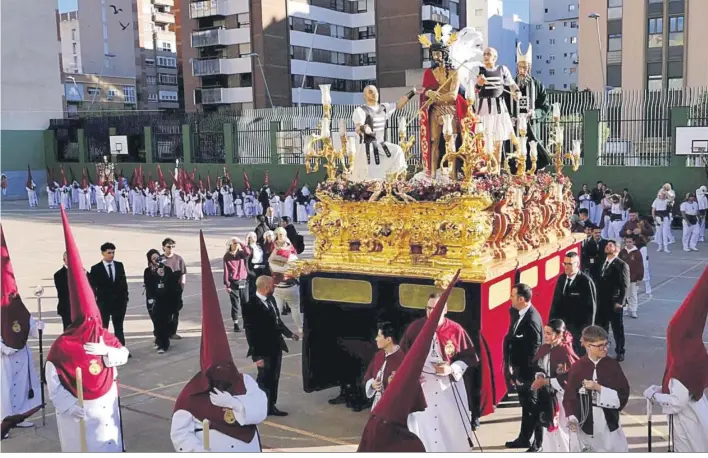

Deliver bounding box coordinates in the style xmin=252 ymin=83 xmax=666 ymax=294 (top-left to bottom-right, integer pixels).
xmin=696 ymin=185 xmax=707 ymax=242
xmin=104 ymin=187 xmax=116 ymax=214
xmin=90 ymin=184 xmax=97 ymax=206
xmin=643 ymin=266 xmax=708 ymax=452
xmin=1 ymin=229 xmax=44 ymax=436
xmin=234 ymin=196 xmax=243 ymax=217
xmin=71 ymin=181 xmax=80 ymax=204
xmin=53 ymin=182 xmax=61 ymax=209
xmin=59 ymin=185 xmax=71 ymax=209
xmin=26 ymin=182 xmax=38 ymax=208
xmin=221 ymin=187 xmax=234 ymax=216
xmin=296 ymin=201 xmax=309 ymax=224
xmin=94 ymin=185 xmax=106 ymax=213
xmin=270 ymin=195 xmax=281 ymax=218
xmin=171 ymin=232 xmax=268 ymax=453
xmin=283 ymin=194 xmax=294 ymax=221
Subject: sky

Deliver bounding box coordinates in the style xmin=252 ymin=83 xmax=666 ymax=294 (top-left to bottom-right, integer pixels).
xmin=58 ymin=0 xmax=77 ymax=13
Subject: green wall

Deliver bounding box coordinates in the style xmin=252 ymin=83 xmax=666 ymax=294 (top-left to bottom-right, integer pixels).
xmin=1 ymin=130 xmax=48 ymax=170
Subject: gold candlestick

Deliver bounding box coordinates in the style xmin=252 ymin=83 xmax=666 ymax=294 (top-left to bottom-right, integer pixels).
xmin=305 ymin=103 xmax=346 ymax=182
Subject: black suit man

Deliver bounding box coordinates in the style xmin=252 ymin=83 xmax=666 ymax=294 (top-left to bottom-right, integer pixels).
xmin=594 ymin=240 xmax=630 ymax=361
xmin=582 ymin=227 xmax=607 ymax=277
xmin=504 ymin=283 xmax=544 ymax=452
xmin=89 ymin=242 xmax=129 ymax=345
xmin=54 ymin=252 xmax=92 ymax=330
xmin=264 ymin=207 xmax=279 ymax=231
xmin=549 ymin=251 xmax=597 ymax=356
xmin=242 ymin=275 xmax=299 ymax=417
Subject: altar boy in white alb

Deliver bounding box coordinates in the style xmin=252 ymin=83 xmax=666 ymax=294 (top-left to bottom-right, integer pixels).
xmin=45 ymin=207 xmax=130 ymax=452
xmin=643 ymin=266 xmax=708 ymax=452
xmin=0 ymin=227 xmax=44 ymax=438
xmin=171 ymin=231 xmax=267 ymax=452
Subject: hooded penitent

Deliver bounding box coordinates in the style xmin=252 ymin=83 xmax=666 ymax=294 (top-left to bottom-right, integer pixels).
xmin=662 ymin=266 xmax=708 ymax=400
xmin=357 ymin=270 xmax=461 ymax=453
xmin=173 ymin=231 xmax=256 ymax=443
xmin=45 ymin=206 xmax=123 ymax=400
xmin=0 ymin=226 xmax=31 ymax=351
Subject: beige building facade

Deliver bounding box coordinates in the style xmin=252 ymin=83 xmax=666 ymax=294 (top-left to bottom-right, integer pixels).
xmin=578 ymin=0 xmax=708 ymax=91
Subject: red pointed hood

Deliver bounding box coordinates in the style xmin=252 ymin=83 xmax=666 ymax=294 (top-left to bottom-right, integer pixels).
xmin=173 ymin=231 xmax=255 ymax=442
xmin=0 ymin=225 xmax=31 ymax=349
xmin=358 ymin=270 xmax=461 ymax=452
xmin=46 ymin=206 xmax=123 ymax=400
xmin=663 ymin=266 xmax=708 ymax=400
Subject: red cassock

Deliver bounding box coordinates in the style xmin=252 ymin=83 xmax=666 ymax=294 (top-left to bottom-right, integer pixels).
xmin=420 ymin=68 xmax=468 ymax=175
xmin=364 ymin=348 xmax=406 ymax=393
xmin=532 ymin=339 xmax=578 ymax=432
xmin=562 ymin=356 xmax=630 ymax=435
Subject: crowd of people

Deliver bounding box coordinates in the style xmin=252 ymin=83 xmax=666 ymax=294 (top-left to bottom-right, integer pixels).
xmin=25 ymin=175 xmax=317 ymax=223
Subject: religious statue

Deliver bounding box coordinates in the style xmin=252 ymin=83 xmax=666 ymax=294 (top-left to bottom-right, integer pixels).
xmin=419 ymin=24 xmax=468 ymax=177
xmin=468 ymin=47 xmax=520 ymax=166
xmin=505 ymin=43 xmax=551 ymax=172
xmin=349 ymin=85 xmax=414 ymax=182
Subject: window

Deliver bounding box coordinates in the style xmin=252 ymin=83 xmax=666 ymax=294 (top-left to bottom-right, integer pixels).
xmin=536 ymin=40 xmax=539 ymax=44
xmin=72 ymin=43 xmax=77 ymax=54
xmin=648 ymin=74 xmax=662 ymax=91
xmin=669 ymin=16 xmax=684 ymax=46
xmin=571 ymin=52 xmax=578 ymax=62
xmin=159 ymin=90 xmax=178 ymax=101
xmin=608 ymin=2 xmax=623 ymax=19
xmin=146 ymin=75 xmax=157 ymax=85
xmin=563 ymin=84 xmax=568 ymax=88
xmin=449 ymin=1 xmax=458 ymax=15
xmin=160 ymin=41 xmax=172 ymax=52
xmin=570 ymin=83 xmax=577 ymax=90
xmin=536 ymin=25 xmax=542 ymax=30
xmin=237 ymin=13 xmax=250 ymax=27
xmin=549 ymin=38 xmax=556 ymax=45
xmin=357 ymin=0 xmax=367 ymax=12
xmin=106 ymin=88 xmax=119 ymax=99
xmin=571 ymin=21 xmax=578 ymax=28
xmin=536 ymin=70 xmax=542 ymax=75
xmin=148 ymin=93 xmax=158 ymax=101
xmin=71 ymin=28 xmax=76 ymax=40
xmin=549 ymin=84 xmax=555 ymax=90
xmin=668 ymin=78 xmax=683 ymax=90
xmin=648 ymin=18 xmax=663 ymax=48
xmin=569 ymin=4 xmax=576 ymax=11
xmin=564 ymin=21 xmax=568 ymax=27
xmin=570 ymin=67 xmax=577 ymax=74
xmin=157 ymin=56 xmax=177 ymax=67
xmin=549 ymin=23 xmax=556 ymax=30
xmin=549 ymin=69 xmax=556 ymax=75
xmin=73 ymin=55 xmax=78 ymax=68
xmin=564 ymin=68 xmax=569 ymax=73
xmin=358 ymin=26 xmax=375 ymax=39
xmin=570 ymin=36 xmax=577 ymax=43
xmin=145 ymin=58 xmax=156 ymax=67
xmin=475 ymin=8 xmax=484 ymax=16
xmin=158 ymin=73 xmax=178 ymax=84
xmin=123 ymin=86 xmax=136 ymax=103
xmin=238 ymin=43 xmax=252 ymax=56
xmin=549 ymin=54 xmax=555 ymax=61
xmin=87 ymin=87 xmax=100 ymax=96
xmin=608 ymin=0 xmax=622 ymax=6
xmin=536 ymin=54 xmax=542 ymax=60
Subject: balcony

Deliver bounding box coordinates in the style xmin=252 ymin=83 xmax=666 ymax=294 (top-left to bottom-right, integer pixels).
xmin=153 ymin=0 xmax=174 ymax=6
xmin=191 ymin=27 xmax=250 ymax=48
xmin=153 ymin=11 xmax=175 ymax=24
xmin=195 ymin=87 xmax=252 ymax=104
xmin=422 ymin=4 xmax=450 ymax=24
xmin=190 ymin=0 xmax=246 ymax=18
xmin=192 ymin=57 xmax=251 ymax=76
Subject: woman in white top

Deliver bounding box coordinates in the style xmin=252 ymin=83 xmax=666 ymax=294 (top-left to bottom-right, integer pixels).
xmin=245 ymin=232 xmax=267 ymax=297
xmin=652 ymin=190 xmax=672 ymax=253
xmin=663 ymin=183 xmax=677 ymax=244
xmin=608 ymin=194 xmax=624 ymax=243
xmin=679 ymin=193 xmax=700 ymax=252
xmin=697 ymin=186 xmax=707 ymax=243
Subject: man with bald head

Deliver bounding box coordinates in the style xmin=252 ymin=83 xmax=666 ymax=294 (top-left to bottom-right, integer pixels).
xmin=242 ymin=275 xmax=300 ymax=417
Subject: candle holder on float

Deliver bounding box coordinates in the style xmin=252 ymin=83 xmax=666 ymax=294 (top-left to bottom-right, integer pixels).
xmin=304 ymin=84 xmax=349 ymax=182
xmin=397 ymin=116 xmax=416 ymax=163
xmin=548 ymin=102 xmax=581 ymax=176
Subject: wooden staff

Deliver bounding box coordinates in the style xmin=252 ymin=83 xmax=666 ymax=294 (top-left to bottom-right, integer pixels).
xmin=34 ymin=286 xmax=46 ymax=426
xmin=202 ymin=419 xmax=210 ymax=452
xmin=646 ymin=398 xmax=652 ymax=452
xmin=76 ymin=367 xmax=87 ymax=453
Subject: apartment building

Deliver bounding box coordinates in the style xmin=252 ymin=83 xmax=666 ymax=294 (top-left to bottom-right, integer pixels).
xmin=64 ymin=73 xmax=138 ymax=115
xmin=578 ymin=0 xmax=708 ymax=92
xmin=529 ymin=0 xmax=579 ymax=91
xmin=59 ymin=0 xmax=179 ymax=111
xmin=180 ymin=0 xmax=468 ymax=111
xmin=135 ymin=0 xmax=181 ymax=110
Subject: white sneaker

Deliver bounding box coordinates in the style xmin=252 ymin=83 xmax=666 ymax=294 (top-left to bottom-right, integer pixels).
xmin=664 ymin=248 xmax=671 ymax=254
xmin=631 ymin=312 xmax=638 ymax=319
xmin=16 ymin=421 xmax=34 ymax=428
xmin=157 ymin=349 xmax=165 ymax=354
xmin=657 ymin=246 xmax=663 ymax=252
xmin=623 ymin=309 xmax=628 ymax=316
xmin=684 ymin=248 xmax=692 ymax=252
xmin=691 ymin=248 xmax=699 ymax=252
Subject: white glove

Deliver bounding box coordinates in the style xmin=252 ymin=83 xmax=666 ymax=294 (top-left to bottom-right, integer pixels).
xmin=209 ymin=388 xmax=237 ymax=409
xmin=1 ymin=343 xmax=18 ymax=355
xmin=66 ymin=403 xmax=86 ymax=420
xmin=364 ymin=125 xmax=373 ymax=135
xmin=84 ymin=336 xmax=110 ymax=356
xmin=568 ymin=417 xmax=579 ymax=433
xmin=643 ymin=385 xmax=661 ymax=400
xmin=35 ymin=320 xmax=46 ymax=331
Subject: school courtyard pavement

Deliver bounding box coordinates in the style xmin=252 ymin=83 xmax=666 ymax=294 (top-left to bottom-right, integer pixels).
xmin=1 ymin=200 xmax=706 ymax=453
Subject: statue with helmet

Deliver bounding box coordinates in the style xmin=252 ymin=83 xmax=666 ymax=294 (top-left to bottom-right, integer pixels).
xmin=505 ymin=43 xmax=552 ymax=172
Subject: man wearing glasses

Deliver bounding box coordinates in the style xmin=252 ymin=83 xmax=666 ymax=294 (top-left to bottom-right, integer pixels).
xmin=162 ymin=238 xmax=187 ymax=339
xmin=89 ymin=242 xmax=129 ymax=346
xmin=563 ymin=325 xmax=630 ymax=452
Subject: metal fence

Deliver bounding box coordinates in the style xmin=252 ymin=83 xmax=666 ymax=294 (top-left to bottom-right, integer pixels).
xmin=48 ymin=87 xmax=708 ymax=167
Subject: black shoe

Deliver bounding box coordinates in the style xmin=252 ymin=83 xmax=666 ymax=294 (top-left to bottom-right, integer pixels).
xmin=351 ymin=403 xmax=365 ymax=412
xmin=505 ymin=439 xmax=531 ymax=449
xmin=268 ymin=407 xmax=288 ymax=417
xmin=616 ymin=352 xmax=625 ymax=362
xmin=526 ymin=445 xmax=542 ymax=452
xmin=170 ymin=334 xmax=182 ymax=340
xmin=328 ymin=392 xmax=347 ymax=405
xmin=233 ymin=323 xmax=241 ymax=332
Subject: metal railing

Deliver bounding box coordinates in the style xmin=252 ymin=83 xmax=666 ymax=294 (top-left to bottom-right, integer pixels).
xmin=192 ymin=58 xmax=221 ymax=77
xmin=191 ymin=28 xmax=221 ymax=48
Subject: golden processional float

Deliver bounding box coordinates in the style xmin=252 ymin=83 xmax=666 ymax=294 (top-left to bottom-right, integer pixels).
xmin=295 ymin=26 xmax=584 ymax=415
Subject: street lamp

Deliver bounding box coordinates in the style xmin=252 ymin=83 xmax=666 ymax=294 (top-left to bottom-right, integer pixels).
xmin=588 ymin=13 xmax=606 ymax=90
xmin=298 ymin=21 xmax=327 ymax=108
xmin=245 ymin=52 xmax=274 ymax=108
xmin=88 ymin=52 xmax=117 ymax=110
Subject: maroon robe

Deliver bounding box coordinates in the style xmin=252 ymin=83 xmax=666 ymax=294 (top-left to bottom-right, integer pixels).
xmin=533 ymin=339 xmax=578 ymax=432
xmin=563 ymin=356 xmax=629 ymax=435
xmin=364 ymin=347 xmax=406 ymax=394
